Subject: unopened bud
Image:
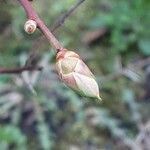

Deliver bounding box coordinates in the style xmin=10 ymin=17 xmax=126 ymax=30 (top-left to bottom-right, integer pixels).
xmin=24 ymin=20 xmax=37 ymax=34
xmin=56 ymin=49 xmax=101 ymax=100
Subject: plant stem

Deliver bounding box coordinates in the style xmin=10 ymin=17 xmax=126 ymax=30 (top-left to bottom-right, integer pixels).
xmin=0 ymin=66 xmax=42 ymax=74
xmin=18 ymin=0 xmax=63 ymax=52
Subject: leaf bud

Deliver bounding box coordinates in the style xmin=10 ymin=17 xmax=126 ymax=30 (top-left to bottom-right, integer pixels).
xmin=56 ymin=49 xmax=101 ymax=100
xmin=24 ymin=20 xmax=37 ymax=34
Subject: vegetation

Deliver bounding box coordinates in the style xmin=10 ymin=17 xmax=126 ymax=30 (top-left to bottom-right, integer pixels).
xmin=0 ymin=0 xmax=150 ymax=149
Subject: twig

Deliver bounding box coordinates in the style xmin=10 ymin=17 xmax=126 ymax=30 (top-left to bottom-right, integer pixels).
xmin=18 ymin=0 xmax=63 ymax=52
xmin=0 ymin=66 xmax=43 ymax=74
xmin=51 ymin=0 xmax=86 ymax=32
xmin=30 ymin=0 xmax=86 ymax=52
xmin=1 ymin=0 xmax=86 ymax=75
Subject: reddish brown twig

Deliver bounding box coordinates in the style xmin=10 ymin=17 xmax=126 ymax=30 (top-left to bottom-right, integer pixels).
xmin=18 ymin=0 xmax=63 ymax=52
xmin=0 ymin=0 xmax=86 ymax=75
xmin=30 ymin=0 xmax=86 ymax=53
xmin=0 ymin=66 xmax=43 ymax=74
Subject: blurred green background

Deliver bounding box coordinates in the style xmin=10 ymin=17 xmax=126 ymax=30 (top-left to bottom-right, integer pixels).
xmin=0 ymin=0 xmax=150 ymax=150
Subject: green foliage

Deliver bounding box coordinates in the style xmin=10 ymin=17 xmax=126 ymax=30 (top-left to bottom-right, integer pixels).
xmin=0 ymin=125 xmax=27 ymax=150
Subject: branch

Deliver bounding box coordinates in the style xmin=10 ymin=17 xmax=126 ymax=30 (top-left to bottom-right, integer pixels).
xmin=2 ymin=0 xmax=86 ymax=75
xmin=0 ymin=66 xmax=43 ymax=74
xmin=51 ymin=0 xmax=86 ymax=32
xmin=29 ymin=0 xmax=86 ymax=52
xmin=18 ymin=0 xmax=63 ymax=52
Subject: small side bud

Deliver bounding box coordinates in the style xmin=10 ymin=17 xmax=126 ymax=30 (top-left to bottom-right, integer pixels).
xmin=24 ymin=20 xmax=37 ymax=34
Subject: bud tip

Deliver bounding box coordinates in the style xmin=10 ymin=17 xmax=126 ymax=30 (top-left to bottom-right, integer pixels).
xmin=97 ymin=95 xmax=102 ymax=101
